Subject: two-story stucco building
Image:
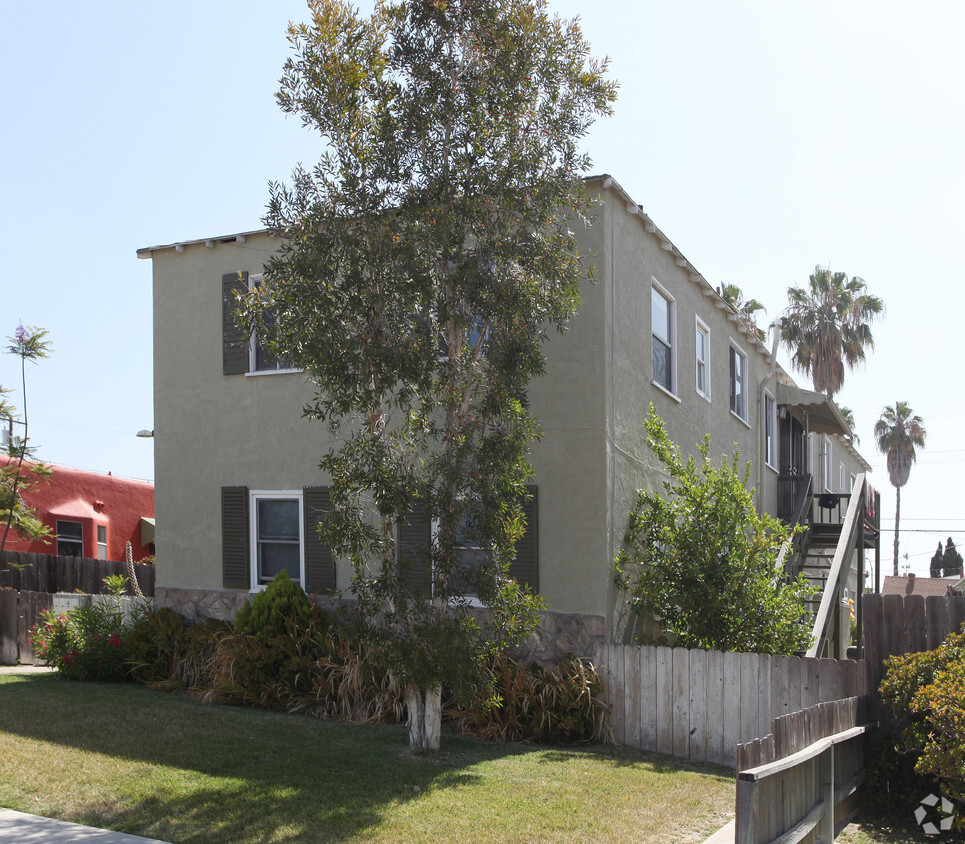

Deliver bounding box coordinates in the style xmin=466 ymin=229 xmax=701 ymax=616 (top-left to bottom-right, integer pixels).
xmin=138 ymin=174 xmax=870 ymax=651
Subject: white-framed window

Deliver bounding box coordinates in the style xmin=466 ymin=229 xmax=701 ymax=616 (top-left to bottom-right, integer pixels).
xmin=764 ymin=392 xmax=778 ymax=469
xmin=729 ymin=342 xmax=748 ymax=421
xmin=431 ymin=506 xmax=491 ymax=605
xmin=695 ymin=316 xmax=711 ymax=401
xmin=56 ymin=520 xmax=84 ymax=557
xmin=249 ymin=491 xmax=305 ymax=587
xmin=824 ymin=438 xmax=833 ymax=492
xmin=850 ymin=473 xmax=856 ymax=492
xmin=97 ymin=525 xmax=107 ymax=561
xmin=247 ymin=275 xmax=296 ymax=374
xmin=651 ymin=281 xmax=676 ymax=395
xmin=840 ymin=463 xmax=846 ymax=493
xmin=438 ymin=315 xmax=490 ymax=360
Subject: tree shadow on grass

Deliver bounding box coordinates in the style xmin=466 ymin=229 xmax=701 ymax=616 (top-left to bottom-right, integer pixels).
xmin=535 ymin=744 xmax=734 ymax=779
xmin=0 ymin=673 xmax=594 ymax=842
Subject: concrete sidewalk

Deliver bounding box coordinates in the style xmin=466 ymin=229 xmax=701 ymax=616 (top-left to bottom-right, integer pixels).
xmin=0 ymin=809 xmax=170 ymax=843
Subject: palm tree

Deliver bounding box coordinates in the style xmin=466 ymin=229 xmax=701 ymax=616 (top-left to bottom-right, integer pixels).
xmin=838 ymin=405 xmax=859 ymax=445
xmin=874 ymin=402 xmax=926 ymax=576
xmin=720 ymin=283 xmax=766 ymax=341
xmin=779 ymin=267 xmax=884 ymax=398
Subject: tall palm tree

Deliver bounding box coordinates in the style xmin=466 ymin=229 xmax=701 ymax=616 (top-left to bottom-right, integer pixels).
xmin=874 ymin=402 xmax=926 ymax=576
xmin=779 ymin=267 xmax=884 ymax=398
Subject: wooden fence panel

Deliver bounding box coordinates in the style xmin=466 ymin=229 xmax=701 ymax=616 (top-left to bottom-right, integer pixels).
xmin=655 ymin=647 xmax=673 ymax=755
xmin=723 ymin=650 xmax=741 ymax=764
xmin=739 ymin=652 xmax=759 ymax=747
xmin=624 ymin=644 xmax=641 ymax=749
xmin=18 ymin=591 xmax=53 ymax=665
xmin=0 ymin=551 xmax=155 ymax=598
xmin=0 ymin=589 xmax=17 ymax=664
xmin=705 ymin=650 xmax=725 ymax=765
xmin=689 ymin=648 xmax=707 ymax=762
xmin=640 ymin=645 xmax=657 ymax=752
xmin=671 ymin=647 xmax=690 ymax=758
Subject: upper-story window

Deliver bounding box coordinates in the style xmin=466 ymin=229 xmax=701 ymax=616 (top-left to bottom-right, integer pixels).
xmin=249 ymin=275 xmax=291 ymax=373
xmin=729 ymin=343 xmax=748 ymax=421
xmin=57 ymin=520 xmax=83 ymax=557
xmin=695 ymin=316 xmax=711 ymax=401
xmin=824 ymin=438 xmax=834 ymax=492
xmin=651 ymin=282 xmax=676 ymax=395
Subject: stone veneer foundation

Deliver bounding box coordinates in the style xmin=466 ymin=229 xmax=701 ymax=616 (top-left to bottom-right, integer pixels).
xmin=155 ymin=586 xmax=606 ymax=667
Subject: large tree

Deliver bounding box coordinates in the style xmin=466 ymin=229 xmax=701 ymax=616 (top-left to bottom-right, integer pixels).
xmin=874 ymin=401 xmax=926 ymax=577
xmin=1 ymin=324 xmax=53 ymax=555
xmin=241 ymin=0 xmax=615 ymax=752
xmin=779 ymin=266 xmax=884 ymax=398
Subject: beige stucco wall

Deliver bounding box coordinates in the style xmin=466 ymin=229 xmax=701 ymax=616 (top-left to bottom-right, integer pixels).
xmin=146 ymin=177 xmax=872 ymax=631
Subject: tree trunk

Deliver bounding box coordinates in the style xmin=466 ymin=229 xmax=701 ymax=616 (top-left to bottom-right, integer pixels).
xmin=405 ymin=683 xmax=442 ymax=753
xmin=893 ymin=485 xmax=901 ymax=577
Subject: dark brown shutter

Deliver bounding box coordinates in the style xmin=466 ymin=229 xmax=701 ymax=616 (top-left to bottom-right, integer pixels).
xmin=399 ymin=505 xmax=431 ymax=597
xmin=222 ymin=486 xmax=250 ymax=590
xmin=508 ymin=485 xmax=538 ymax=592
xmin=223 ymin=271 xmax=249 ymax=375
xmin=304 ymin=486 xmax=335 ymax=593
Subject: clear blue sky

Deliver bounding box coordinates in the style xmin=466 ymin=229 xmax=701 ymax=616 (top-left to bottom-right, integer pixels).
xmin=2 ymin=1 xmax=961 ymax=577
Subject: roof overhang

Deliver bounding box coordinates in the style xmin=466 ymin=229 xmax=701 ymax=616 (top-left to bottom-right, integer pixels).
xmin=140 ymin=516 xmax=156 ymax=547
xmin=775 ymin=383 xmax=852 ymax=438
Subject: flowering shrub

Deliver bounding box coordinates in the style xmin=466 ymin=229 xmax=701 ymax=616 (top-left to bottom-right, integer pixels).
xmin=32 ymin=599 xmax=137 ymax=681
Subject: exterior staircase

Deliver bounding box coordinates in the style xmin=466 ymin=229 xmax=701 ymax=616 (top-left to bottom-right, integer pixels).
xmin=778 ymin=473 xmax=880 ymax=658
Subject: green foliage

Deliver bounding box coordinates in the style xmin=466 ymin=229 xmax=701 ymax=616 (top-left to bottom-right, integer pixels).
xmin=615 ymin=406 xmax=814 ymax=655
xmin=233 ymin=569 xmax=314 ymax=639
xmin=931 ymin=542 xmax=945 ymax=578
xmin=451 ymin=652 xmax=608 ymax=744
xmin=31 ymin=597 xmax=141 ymax=681
xmin=208 ymin=606 xmax=337 ymax=710
xmin=125 ymin=607 xmax=228 ymax=689
xmin=943 ymin=537 xmax=963 ymax=578
xmin=1 ymin=324 xmax=54 ymax=553
xmin=238 ymin=0 xmax=615 ymax=748
xmin=103 ymin=574 xmax=130 ymax=596
xmin=876 ymin=626 xmax=965 ymax=831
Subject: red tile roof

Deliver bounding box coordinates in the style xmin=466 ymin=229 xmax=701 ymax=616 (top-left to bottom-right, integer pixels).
xmin=881 ymin=575 xmax=963 ymax=597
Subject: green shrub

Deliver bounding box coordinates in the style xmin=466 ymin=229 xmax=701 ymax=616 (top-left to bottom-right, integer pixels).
xmin=207 ymin=604 xmax=336 ymax=710
xmin=233 ymin=570 xmax=313 ymax=639
xmin=450 ymin=652 xmax=608 ymax=744
xmin=31 ymin=598 xmax=140 ymax=681
xmin=125 ymin=608 xmax=228 ymax=690
xmin=873 ymin=626 xmax=965 ymax=831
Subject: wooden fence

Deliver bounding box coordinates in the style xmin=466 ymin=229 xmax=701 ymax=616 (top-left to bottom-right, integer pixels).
xmin=592 ymin=642 xmax=870 ymax=768
xmin=0 ymin=550 xmax=155 ymax=596
xmin=736 ymin=696 xmax=870 ymax=844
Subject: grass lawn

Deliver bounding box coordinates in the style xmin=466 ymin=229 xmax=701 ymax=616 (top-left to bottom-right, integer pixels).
xmin=0 ymin=670 xmax=734 ymax=843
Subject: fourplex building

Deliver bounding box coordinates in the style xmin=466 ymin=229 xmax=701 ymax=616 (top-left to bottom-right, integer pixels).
xmin=138 ymin=175 xmax=871 ymax=645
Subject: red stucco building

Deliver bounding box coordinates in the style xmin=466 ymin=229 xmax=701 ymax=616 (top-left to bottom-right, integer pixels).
xmin=2 ymin=457 xmax=155 ymax=562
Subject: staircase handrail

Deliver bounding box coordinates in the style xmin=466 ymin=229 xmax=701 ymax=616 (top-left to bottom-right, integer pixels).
xmin=805 ymin=472 xmax=866 ymax=658
xmin=776 ymin=473 xmax=813 ymax=576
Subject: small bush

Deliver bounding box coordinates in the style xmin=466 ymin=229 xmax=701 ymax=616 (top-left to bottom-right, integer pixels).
xmin=450 ymin=652 xmax=608 ymax=744
xmin=207 ymin=603 xmax=336 ymax=710
xmin=872 ymin=626 xmax=965 ymax=831
xmin=31 ymin=598 xmax=139 ymax=681
xmin=125 ymin=607 xmax=227 ymax=690
xmin=233 ymin=570 xmax=313 ymax=639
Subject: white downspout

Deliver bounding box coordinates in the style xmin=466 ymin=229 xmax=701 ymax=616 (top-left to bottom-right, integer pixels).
xmin=757 ymin=321 xmax=781 ymax=513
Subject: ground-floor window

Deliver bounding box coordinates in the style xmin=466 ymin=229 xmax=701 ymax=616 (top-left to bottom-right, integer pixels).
xmin=250 ymin=492 xmax=304 ymax=586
